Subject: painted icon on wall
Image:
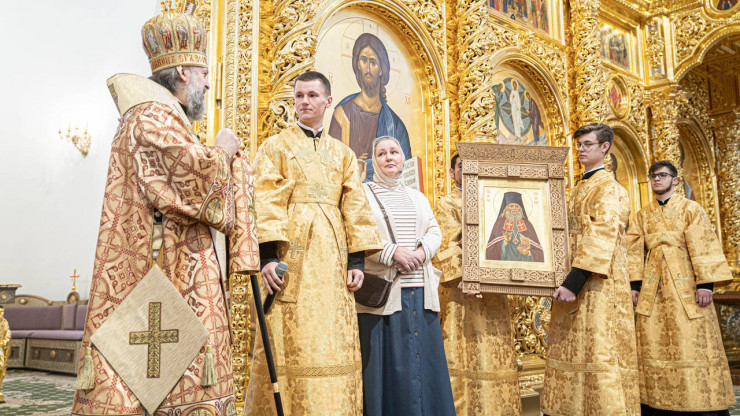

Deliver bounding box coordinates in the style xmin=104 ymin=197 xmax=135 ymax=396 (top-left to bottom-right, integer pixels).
xmin=716 ymin=0 xmax=738 ymax=10
xmin=316 ymin=15 xmax=425 ymax=183
xmin=606 ymin=77 xmax=629 ymax=118
xmin=599 ymin=23 xmax=630 ymax=70
xmin=492 ymin=76 xmax=548 ymax=146
xmin=488 ymin=0 xmax=550 ymax=33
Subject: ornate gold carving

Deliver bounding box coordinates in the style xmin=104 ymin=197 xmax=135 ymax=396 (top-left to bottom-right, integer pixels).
xmin=672 ymin=7 xmax=740 ymax=79
xmin=646 ymin=20 xmax=666 ymax=81
xmin=570 ymin=0 xmax=608 ymax=126
xmin=229 ymin=273 xmax=250 ymax=414
xmin=510 ymin=296 xmax=550 ymax=358
xmin=260 ymin=0 xmax=320 ymax=140
xmin=455 ymin=0 xmax=568 ymax=148
xmin=714 ymin=111 xmax=740 ymax=275
xmin=650 ymin=87 xmax=686 ymax=196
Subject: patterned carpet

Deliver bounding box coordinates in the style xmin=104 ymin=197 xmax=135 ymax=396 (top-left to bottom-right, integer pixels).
xmin=2 ymin=369 xmax=76 ymax=416
xmin=1 ymin=368 xmax=740 ymax=415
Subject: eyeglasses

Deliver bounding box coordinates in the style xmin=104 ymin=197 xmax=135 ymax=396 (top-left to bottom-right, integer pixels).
xmin=648 ymin=172 xmax=676 ymax=181
xmin=575 ymin=141 xmax=600 ymax=150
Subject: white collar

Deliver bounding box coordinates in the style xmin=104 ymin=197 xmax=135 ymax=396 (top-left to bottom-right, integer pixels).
xmin=296 ymin=121 xmax=323 ymax=136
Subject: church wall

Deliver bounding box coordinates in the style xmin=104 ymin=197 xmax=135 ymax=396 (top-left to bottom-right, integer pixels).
xmin=0 ymin=0 xmax=158 ymax=301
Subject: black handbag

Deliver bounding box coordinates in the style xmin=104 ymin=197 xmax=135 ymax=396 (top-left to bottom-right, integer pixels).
xmin=354 ymin=184 xmax=397 ymax=308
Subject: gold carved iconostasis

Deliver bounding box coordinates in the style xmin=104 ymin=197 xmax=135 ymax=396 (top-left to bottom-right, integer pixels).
xmin=161 ymin=0 xmax=740 ymax=411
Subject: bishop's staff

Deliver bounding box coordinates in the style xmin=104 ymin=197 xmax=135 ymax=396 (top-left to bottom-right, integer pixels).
xmin=249 ymin=272 xmax=285 ymax=416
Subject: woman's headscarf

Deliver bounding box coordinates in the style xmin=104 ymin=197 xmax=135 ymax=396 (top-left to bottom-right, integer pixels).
xmin=371 ymin=136 xmax=405 ymax=190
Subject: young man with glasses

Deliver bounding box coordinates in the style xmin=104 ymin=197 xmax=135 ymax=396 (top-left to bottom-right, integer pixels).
xmin=542 ymin=123 xmax=640 ymax=416
xmin=627 ymin=160 xmax=734 ymax=416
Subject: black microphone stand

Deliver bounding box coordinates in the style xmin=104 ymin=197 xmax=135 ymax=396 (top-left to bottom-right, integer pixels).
xmin=249 ymin=274 xmax=285 ymax=416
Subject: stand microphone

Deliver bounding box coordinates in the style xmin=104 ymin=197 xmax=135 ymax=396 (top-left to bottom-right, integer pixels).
xmin=263 ymin=261 xmax=287 ymax=314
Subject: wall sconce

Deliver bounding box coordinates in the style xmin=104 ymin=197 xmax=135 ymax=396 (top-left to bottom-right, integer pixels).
xmin=59 ymin=125 xmax=91 ymax=157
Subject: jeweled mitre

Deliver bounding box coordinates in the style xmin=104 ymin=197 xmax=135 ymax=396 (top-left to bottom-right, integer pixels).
xmin=141 ymin=12 xmax=207 ymax=73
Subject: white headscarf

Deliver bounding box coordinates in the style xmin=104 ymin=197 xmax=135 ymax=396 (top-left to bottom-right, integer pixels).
xmin=371 ymin=136 xmax=405 ymax=190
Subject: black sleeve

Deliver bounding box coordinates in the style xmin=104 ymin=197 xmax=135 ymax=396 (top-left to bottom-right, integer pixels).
xmin=697 ymin=282 xmax=714 ymax=292
xmin=348 ymin=251 xmax=365 ymax=272
xmin=630 ymin=281 xmax=642 ymax=292
xmin=259 ymin=241 xmax=279 ymax=270
xmin=560 ymin=267 xmax=590 ymax=295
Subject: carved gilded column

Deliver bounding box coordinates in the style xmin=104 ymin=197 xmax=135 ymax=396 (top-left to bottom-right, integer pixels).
xmin=569 ymin=0 xmax=607 ymax=127
xmin=456 ymin=0 xmax=497 ymax=143
xmin=651 ymin=87 xmax=686 ymax=196
xmin=260 ymin=0 xmax=319 ymax=140
xmin=715 ymin=111 xmax=740 ymax=284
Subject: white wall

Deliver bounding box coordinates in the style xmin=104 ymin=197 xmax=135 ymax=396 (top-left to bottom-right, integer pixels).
xmin=0 ymin=1 xmax=161 ymax=300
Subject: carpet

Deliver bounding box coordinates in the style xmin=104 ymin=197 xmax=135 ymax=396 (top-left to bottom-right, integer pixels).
xmin=2 ymin=368 xmax=740 ymax=415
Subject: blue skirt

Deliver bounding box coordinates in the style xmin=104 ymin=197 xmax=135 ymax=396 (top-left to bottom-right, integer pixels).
xmin=358 ymin=287 xmax=456 ymax=416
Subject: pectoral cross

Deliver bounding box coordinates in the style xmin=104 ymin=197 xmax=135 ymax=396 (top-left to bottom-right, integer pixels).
xmin=69 ymin=269 xmax=80 ymax=291
xmin=129 ymin=302 xmax=179 ymax=378
xmin=289 ymin=237 xmax=305 ymax=259
xmin=308 ymin=183 xmax=327 ymax=200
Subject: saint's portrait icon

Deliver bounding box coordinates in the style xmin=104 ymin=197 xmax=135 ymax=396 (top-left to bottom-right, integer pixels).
xmin=328 ymin=32 xmax=411 ymax=181
xmin=485 ymin=191 xmax=544 ymax=262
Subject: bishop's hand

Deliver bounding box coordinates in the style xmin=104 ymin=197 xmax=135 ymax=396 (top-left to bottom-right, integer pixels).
xmin=215 ymin=128 xmax=240 ymax=159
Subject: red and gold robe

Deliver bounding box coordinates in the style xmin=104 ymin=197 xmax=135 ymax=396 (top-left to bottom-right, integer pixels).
xmin=244 ymin=125 xmax=382 ymax=415
xmin=541 ymin=169 xmax=639 ymax=416
xmin=72 ymin=74 xmax=259 ymax=416
xmin=627 ymin=194 xmax=735 ymax=412
xmin=433 ymin=188 xmax=522 ymax=416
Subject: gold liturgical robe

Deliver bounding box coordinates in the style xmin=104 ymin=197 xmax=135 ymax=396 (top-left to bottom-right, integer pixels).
xmin=73 ymin=75 xmax=260 ymax=416
xmin=627 ymin=194 xmax=735 ymax=412
xmin=433 ymin=188 xmax=522 ymax=416
xmin=244 ymin=125 xmax=382 ymax=416
xmin=541 ymin=169 xmax=639 ymax=416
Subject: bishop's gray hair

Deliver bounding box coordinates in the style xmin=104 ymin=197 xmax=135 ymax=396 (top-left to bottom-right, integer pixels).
xmin=149 ymin=67 xmax=182 ymax=95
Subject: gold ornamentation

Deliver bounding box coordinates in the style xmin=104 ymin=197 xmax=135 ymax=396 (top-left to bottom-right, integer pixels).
xmin=672 ymin=7 xmax=740 ymax=79
xmin=646 ymin=20 xmax=666 ymax=81
xmin=129 ymin=302 xmax=180 ymax=379
xmin=714 ymin=111 xmax=740 ymax=274
xmin=509 ymin=296 xmax=550 ymax=358
xmin=570 ymin=0 xmax=608 ymax=126
xmin=142 ymin=12 xmax=208 ymax=73
xmin=58 ymin=125 xmax=92 ymax=157
xmin=228 ymin=273 xmax=250 ymax=414
xmin=650 ymin=87 xmax=686 ymax=196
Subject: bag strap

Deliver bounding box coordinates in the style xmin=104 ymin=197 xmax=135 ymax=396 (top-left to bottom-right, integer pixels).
xmin=367 ymin=184 xmax=396 ymax=245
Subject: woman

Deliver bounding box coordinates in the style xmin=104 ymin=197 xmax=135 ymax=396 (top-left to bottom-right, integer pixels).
xmin=357 ymin=136 xmax=455 ymax=416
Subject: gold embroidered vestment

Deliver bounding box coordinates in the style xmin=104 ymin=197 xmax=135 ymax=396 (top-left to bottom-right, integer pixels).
xmin=72 ymin=76 xmax=260 ymax=416
xmin=244 ymin=125 xmax=382 ymax=416
xmin=433 ymin=188 xmax=522 ymax=416
xmin=627 ymin=194 xmax=735 ymax=411
xmin=541 ymin=170 xmax=640 ymax=416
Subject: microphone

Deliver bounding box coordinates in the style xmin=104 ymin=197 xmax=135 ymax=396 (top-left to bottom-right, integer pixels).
xmin=263 ymin=261 xmax=288 ymax=314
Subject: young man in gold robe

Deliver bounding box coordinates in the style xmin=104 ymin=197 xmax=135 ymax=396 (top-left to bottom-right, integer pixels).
xmin=628 ymin=160 xmax=735 ymax=416
xmin=244 ymin=71 xmax=382 ymax=415
xmin=72 ymin=10 xmax=260 ymax=416
xmin=433 ymin=154 xmax=522 ymax=416
xmin=541 ymin=123 xmax=640 ymax=416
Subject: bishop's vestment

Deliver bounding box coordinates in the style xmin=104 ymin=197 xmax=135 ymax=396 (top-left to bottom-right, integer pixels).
xmin=627 ymin=194 xmax=735 ymax=412
xmin=433 ymin=187 xmax=522 ymax=416
xmin=72 ymin=74 xmax=260 ymax=415
xmin=541 ymin=169 xmax=640 ymax=416
xmin=244 ymin=125 xmax=382 ymax=415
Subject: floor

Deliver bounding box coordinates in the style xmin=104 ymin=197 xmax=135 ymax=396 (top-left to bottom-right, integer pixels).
xmin=2 ymin=369 xmax=740 ymax=415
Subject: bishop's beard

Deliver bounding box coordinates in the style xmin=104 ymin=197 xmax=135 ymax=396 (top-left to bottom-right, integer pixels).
xmin=504 ymin=209 xmax=523 ymax=223
xmin=185 ymin=80 xmax=207 ymax=122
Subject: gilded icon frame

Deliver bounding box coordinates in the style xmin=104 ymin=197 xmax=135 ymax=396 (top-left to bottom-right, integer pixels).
xmin=457 ymin=142 xmax=570 ymax=296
